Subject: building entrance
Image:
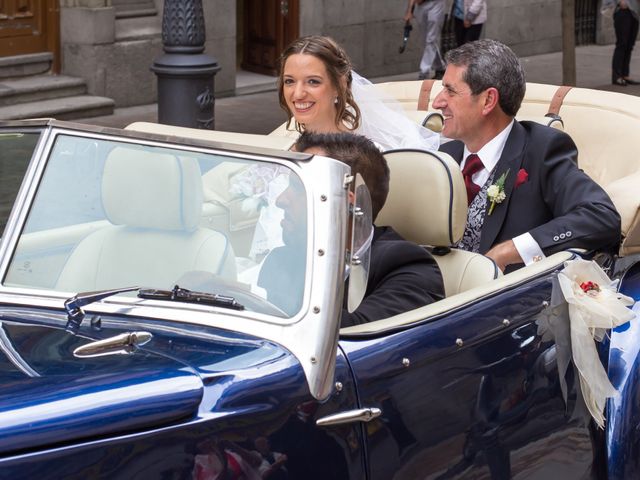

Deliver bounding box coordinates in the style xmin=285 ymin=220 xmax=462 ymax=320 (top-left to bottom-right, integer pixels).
xmin=239 ymin=0 xmax=299 ymax=76
xmin=0 ymin=0 xmax=60 ymax=71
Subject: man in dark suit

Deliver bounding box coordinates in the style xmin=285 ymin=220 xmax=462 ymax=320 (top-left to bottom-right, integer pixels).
xmin=262 ymin=131 xmax=445 ymax=327
xmin=433 ymin=39 xmax=621 ymax=271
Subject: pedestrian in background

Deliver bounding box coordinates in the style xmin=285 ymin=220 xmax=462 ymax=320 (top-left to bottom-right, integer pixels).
xmin=453 ymin=0 xmax=487 ymax=46
xmin=404 ymin=0 xmax=447 ymax=80
xmin=605 ymin=0 xmax=639 ymax=85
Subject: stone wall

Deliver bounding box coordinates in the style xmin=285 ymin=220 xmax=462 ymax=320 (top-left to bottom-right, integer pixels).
xmin=299 ymin=0 xmax=614 ymax=79
xmin=61 ymin=0 xmax=161 ymax=106
xmin=59 ymin=0 xmax=615 ymax=108
xmin=60 ymin=0 xmax=236 ymax=108
xmin=203 ymin=0 xmax=236 ymax=97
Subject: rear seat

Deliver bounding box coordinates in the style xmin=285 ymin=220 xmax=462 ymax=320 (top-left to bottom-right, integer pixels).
xmin=376 ymin=149 xmax=501 ymax=297
xmin=373 ymin=79 xmax=640 ymax=256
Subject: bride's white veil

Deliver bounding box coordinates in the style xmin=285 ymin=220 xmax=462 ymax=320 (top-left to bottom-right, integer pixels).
xmin=351 ymin=71 xmax=440 ymax=152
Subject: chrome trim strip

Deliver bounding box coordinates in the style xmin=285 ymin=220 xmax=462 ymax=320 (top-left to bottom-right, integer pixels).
xmin=0 ymin=321 xmax=40 ymax=377
xmin=0 ymin=126 xmax=53 ymax=276
xmin=316 ymin=407 xmax=382 ymax=427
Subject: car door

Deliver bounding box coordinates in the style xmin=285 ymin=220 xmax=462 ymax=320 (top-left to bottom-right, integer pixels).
xmin=340 ymin=267 xmax=598 ymax=480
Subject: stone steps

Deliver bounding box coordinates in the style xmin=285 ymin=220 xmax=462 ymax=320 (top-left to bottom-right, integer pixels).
xmin=0 ymin=54 xmax=115 ymax=121
xmin=0 ymin=53 xmax=52 ymax=79
xmin=0 ymin=96 xmax=116 ymax=121
xmin=0 ymin=75 xmax=87 ymax=107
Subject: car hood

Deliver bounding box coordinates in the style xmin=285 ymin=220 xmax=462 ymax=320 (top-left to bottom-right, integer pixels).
xmin=0 ymin=317 xmax=204 ymax=456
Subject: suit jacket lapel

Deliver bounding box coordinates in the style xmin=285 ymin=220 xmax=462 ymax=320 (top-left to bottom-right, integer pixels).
xmin=479 ymin=122 xmax=528 ymax=253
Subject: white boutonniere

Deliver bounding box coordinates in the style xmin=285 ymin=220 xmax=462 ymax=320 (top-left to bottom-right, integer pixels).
xmin=487 ymin=169 xmax=509 ymax=215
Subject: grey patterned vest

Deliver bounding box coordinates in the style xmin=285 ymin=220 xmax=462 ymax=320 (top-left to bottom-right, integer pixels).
xmin=457 ymin=170 xmax=496 ymax=253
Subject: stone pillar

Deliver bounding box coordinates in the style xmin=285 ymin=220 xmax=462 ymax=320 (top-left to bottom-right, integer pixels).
xmin=151 ymin=0 xmax=221 ymax=129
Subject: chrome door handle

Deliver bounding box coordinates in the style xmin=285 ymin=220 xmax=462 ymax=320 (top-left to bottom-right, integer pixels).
xmin=73 ymin=331 xmax=153 ymax=358
xmin=316 ymin=407 xmax=382 ymax=426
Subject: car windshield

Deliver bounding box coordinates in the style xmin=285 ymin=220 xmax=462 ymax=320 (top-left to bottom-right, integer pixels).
xmin=3 ymin=134 xmax=308 ymax=318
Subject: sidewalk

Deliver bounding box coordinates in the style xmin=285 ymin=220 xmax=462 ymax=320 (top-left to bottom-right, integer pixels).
xmin=78 ymin=42 xmax=640 ymax=135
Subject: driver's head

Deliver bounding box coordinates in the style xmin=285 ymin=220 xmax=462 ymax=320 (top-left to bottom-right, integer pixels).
xmin=294 ymin=131 xmax=389 ymax=221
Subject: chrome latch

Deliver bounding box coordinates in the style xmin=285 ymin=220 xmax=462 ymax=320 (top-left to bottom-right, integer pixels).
xmin=73 ymin=331 xmax=153 ymax=358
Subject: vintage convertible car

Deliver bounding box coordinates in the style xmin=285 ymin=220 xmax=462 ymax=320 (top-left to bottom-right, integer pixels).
xmin=0 ymin=80 xmax=638 ymax=479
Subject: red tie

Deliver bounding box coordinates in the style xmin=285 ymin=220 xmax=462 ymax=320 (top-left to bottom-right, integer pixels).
xmin=462 ymin=153 xmax=483 ymax=205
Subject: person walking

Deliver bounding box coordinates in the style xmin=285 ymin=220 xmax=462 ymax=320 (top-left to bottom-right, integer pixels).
xmin=453 ymin=0 xmax=487 ymax=46
xmin=405 ymin=0 xmax=447 ymax=80
xmin=607 ymin=0 xmax=640 ymax=85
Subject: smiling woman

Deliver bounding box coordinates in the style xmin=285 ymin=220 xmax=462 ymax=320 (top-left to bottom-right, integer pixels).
xmin=278 ymin=35 xmax=360 ymax=135
xmin=276 ymin=35 xmax=439 ymax=152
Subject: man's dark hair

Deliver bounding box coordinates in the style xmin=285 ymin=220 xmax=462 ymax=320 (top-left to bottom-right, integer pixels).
xmin=445 ymin=39 xmax=526 ymax=117
xmin=294 ymin=131 xmax=389 ymax=221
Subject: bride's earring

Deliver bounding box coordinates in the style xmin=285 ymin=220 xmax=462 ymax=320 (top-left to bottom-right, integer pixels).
xmin=334 ymin=96 xmax=339 ymax=104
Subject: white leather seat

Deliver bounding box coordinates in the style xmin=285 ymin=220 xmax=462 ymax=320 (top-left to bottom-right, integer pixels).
xmin=55 ymin=148 xmax=236 ymax=292
xmin=376 ymin=149 xmax=501 ymax=297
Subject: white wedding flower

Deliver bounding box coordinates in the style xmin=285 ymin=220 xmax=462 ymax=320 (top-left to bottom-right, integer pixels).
xmin=487 ymin=184 xmax=500 ymax=198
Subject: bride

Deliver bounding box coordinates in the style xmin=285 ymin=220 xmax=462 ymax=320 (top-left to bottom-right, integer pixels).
xmin=277 ymin=35 xmax=440 ymax=152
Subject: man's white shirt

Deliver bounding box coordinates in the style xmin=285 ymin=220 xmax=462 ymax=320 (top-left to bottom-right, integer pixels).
xmin=459 ymin=120 xmax=545 ymax=265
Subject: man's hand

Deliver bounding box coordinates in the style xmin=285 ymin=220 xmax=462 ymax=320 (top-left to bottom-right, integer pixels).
xmin=464 ymin=20 xmax=472 ymax=28
xmin=404 ymin=0 xmax=416 ymax=22
xmin=485 ymin=240 xmax=523 ymax=272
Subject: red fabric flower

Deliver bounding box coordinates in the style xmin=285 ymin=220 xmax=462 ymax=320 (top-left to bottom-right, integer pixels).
xmin=580 ymin=281 xmax=600 ymax=293
xmin=515 ymin=168 xmax=528 ymax=188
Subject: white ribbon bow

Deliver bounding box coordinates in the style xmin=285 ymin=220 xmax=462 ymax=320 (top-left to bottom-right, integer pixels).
xmin=557 ymin=259 xmax=635 ymax=428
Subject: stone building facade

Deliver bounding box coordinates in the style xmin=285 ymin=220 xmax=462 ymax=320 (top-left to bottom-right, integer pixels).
xmin=54 ymin=0 xmax=613 ymax=108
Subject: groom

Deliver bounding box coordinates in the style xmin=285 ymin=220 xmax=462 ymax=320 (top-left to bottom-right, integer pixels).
xmin=433 ymin=39 xmax=621 ymax=272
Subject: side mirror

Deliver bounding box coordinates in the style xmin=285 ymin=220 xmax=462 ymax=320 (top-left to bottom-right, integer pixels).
xmin=347 ymin=173 xmax=373 ymax=312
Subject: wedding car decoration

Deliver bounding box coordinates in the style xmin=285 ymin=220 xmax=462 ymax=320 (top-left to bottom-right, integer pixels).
xmin=557 ymin=259 xmax=635 ymax=428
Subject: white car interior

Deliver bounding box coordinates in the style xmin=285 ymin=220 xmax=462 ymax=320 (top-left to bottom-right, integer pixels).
xmin=373 ymin=80 xmax=640 ymax=257
xmin=124 ymin=84 xmax=634 ymax=331
xmin=376 ymin=149 xmax=501 ymax=297
xmin=55 ymin=147 xmax=236 ymax=292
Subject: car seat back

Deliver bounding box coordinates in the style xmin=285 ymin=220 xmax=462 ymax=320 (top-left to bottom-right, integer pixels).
xmin=55 ymin=148 xmax=236 ymax=292
xmin=376 ymin=149 xmax=500 ymax=297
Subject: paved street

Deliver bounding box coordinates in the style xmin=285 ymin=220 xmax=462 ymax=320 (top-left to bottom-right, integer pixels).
xmin=78 ymin=42 xmax=640 ymax=135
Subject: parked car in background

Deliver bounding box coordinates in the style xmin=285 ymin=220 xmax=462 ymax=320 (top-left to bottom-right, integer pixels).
xmin=0 ymin=106 xmax=638 ymax=479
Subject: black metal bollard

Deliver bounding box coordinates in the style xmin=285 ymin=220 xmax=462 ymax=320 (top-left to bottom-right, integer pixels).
xmin=151 ymin=0 xmax=221 ymax=129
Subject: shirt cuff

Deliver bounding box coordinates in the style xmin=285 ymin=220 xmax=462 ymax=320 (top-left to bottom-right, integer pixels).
xmin=512 ymin=232 xmax=545 ymax=265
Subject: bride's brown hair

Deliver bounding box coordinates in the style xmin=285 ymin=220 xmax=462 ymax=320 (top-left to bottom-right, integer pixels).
xmin=278 ymin=35 xmax=361 ymax=133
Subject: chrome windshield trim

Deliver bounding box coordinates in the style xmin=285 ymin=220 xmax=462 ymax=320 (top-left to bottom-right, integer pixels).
xmin=0 ymin=126 xmax=54 ymax=276
xmin=0 ymin=126 xmax=350 ymax=400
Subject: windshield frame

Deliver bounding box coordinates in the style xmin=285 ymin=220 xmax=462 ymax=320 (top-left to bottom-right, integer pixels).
xmin=0 ymin=122 xmax=351 ymax=400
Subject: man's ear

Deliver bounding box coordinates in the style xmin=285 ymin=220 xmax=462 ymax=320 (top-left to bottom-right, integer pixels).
xmin=481 ymin=87 xmax=500 ymax=116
